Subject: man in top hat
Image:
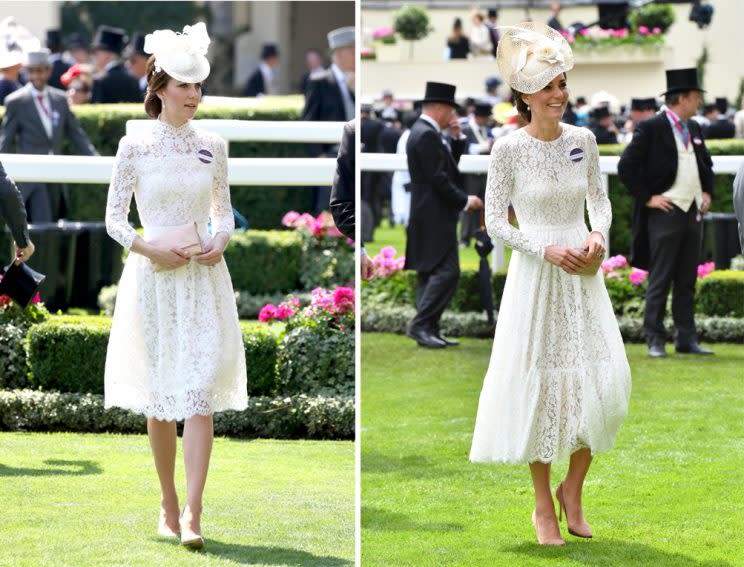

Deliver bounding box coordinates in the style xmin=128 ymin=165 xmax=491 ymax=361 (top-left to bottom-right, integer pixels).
xmin=404 ymin=82 xmax=483 ymax=348
xmin=459 ymin=100 xmax=494 ymax=247
xmin=65 ymin=33 xmax=90 ymax=65
xmin=622 ymin=97 xmax=658 ymax=143
xmin=124 ymin=33 xmax=148 ymax=98
xmin=486 ymin=8 xmax=500 ymax=57
xmin=302 ymin=26 xmax=355 ymax=214
xmin=590 ymin=105 xmax=619 ymax=144
xmin=90 ymin=25 xmax=142 ymax=104
xmin=243 ymin=43 xmax=279 ymax=97
xmin=46 ymin=30 xmax=72 ymax=90
xmin=703 ymin=97 xmax=735 ymax=139
xmin=618 ymin=67 xmax=714 ymax=357
xmin=0 ymin=49 xmax=98 ymax=222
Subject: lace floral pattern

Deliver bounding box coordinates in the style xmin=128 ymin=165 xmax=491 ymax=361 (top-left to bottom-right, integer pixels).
xmin=470 ymin=124 xmax=631 ymax=464
xmin=104 ymin=120 xmax=247 ymax=421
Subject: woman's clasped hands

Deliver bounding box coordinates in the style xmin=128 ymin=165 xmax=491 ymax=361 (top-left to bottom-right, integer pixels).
xmin=544 ymin=232 xmax=605 ymax=275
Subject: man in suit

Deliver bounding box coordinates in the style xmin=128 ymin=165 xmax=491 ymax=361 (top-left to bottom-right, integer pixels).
xmin=302 ymin=26 xmax=355 ymax=214
xmin=243 ymin=44 xmax=279 ymax=97
xmin=460 ymin=100 xmax=494 ymax=247
xmin=90 ymin=26 xmax=142 ymax=104
xmin=590 ymin=105 xmax=619 ymax=144
xmin=377 ymin=115 xmax=402 ymax=226
xmin=0 ymin=162 xmax=34 ymax=264
xmin=405 ymin=82 xmax=483 ymax=348
xmin=618 ymin=67 xmax=714 ymax=357
xmin=486 ymin=9 xmax=500 ymax=57
xmin=622 ymin=97 xmax=658 ymax=143
xmin=299 ymin=48 xmax=324 ymax=95
xmin=124 ymin=33 xmax=148 ymax=99
xmin=360 ymin=104 xmax=383 ymax=243
xmin=703 ymin=97 xmax=735 ymax=139
xmin=0 ymin=50 xmax=98 ymax=222
xmin=330 ymin=120 xmax=374 ymax=281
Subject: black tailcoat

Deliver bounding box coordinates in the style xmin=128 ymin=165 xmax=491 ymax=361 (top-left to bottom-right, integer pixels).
xmin=90 ymin=63 xmax=143 ymax=104
xmin=618 ymin=112 xmax=714 ymax=269
xmin=330 ymin=120 xmax=355 ymax=241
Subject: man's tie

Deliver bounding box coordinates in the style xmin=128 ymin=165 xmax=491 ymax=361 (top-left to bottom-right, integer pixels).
xmin=37 ymin=94 xmax=51 ymax=118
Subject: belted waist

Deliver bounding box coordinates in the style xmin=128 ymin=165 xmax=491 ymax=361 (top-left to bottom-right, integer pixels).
xmin=143 ymin=221 xmax=209 ymax=240
xmin=519 ymin=221 xmax=586 ymax=232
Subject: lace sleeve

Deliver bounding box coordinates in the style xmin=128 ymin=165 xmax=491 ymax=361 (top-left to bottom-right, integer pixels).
xmin=105 ymin=136 xmax=139 ymax=250
xmin=210 ymin=137 xmax=234 ymax=236
xmin=585 ymin=133 xmax=612 ymax=244
xmin=485 ymin=139 xmax=546 ymax=259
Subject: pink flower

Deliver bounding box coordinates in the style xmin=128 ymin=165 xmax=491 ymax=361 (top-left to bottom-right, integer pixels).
xmin=31 ymin=293 xmax=41 ymax=304
xmin=373 ymin=26 xmax=394 ymax=39
xmin=697 ymin=261 xmax=715 ymax=278
xmin=579 ymin=28 xmax=590 ymax=36
xmin=652 ymin=27 xmax=661 ymax=34
xmin=290 ymin=297 xmax=301 ymax=307
xmin=629 ymin=268 xmax=648 ymax=286
xmin=275 ymin=302 xmax=295 ymax=320
xmin=258 ymin=304 xmax=278 ymax=323
xmin=602 ymin=255 xmax=628 ymax=272
xmin=332 ymin=286 xmax=355 ymax=314
xmin=606 ymin=271 xmax=622 ymax=279
xmin=281 ymin=211 xmax=300 ymax=227
xmin=638 ymin=25 xmax=649 ymax=35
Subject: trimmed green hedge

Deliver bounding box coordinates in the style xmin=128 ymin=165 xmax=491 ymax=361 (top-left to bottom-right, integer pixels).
xmin=362 ymin=304 xmax=744 ymax=343
xmin=224 ymin=230 xmax=302 ymax=293
xmin=0 ymin=389 xmax=353 ymax=440
xmin=0 ymin=100 xmax=313 ymax=229
xmin=25 ymin=316 xmax=279 ymax=396
xmin=363 ymin=267 xmax=744 ymax=320
xmin=697 ymin=270 xmax=744 ymax=317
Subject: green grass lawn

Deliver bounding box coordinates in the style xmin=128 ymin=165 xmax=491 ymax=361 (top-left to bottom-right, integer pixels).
xmin=0 ymin=433 xmax=353 ymax=566
xmin=361 ymin=334 xmax=744 ymax=566
xmin=365 ymin=221 xmax=511 ymax=271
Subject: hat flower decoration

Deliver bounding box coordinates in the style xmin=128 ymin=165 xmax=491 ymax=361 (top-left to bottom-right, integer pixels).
xmin=497 ymin=21 xmax=573 ymax=94
xmin=144 ymin=22 xmax=210 ymax=83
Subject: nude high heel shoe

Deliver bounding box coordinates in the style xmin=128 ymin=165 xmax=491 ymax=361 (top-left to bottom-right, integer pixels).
xmin=157 ymin=507 xmax=181 ymax=538
xmin=179 ymin=506 xmax=205 ymax=550
xmin=532 ymin=509 xmax=565 ymax=546
xmin=556 ymin=482 xmax=593 ymax=538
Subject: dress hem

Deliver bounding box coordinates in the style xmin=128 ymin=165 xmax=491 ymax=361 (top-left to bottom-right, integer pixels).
xmin=104 ymin=401 xmax=249 ymax=422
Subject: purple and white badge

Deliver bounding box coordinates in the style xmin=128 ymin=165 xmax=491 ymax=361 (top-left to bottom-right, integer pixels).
xmin=197 ymin=148 xmax=214 ymax=164
xmin=692 ymin=137 xmax=702 ymax=146
xmin=568 ymin=147 xmax=584 ymax=162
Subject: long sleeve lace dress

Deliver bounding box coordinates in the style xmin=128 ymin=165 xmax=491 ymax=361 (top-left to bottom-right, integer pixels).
xmin=104 ymin=119 xmax=248 ymax=421
xmin=470 ymin=124 xmax=631 ymax=464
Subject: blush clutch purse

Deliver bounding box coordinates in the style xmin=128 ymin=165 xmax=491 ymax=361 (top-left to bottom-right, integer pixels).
xmin=573 ymin=247 xmax=603 ymax=276
xmin=147 ymin=222 xmax=204 ymax=272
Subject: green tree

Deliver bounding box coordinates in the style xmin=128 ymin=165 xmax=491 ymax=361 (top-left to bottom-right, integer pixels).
xmin=393 ymin=5 xmax=431 ymax=60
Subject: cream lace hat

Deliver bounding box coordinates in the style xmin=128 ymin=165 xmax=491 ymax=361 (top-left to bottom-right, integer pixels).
xmin=496 ymin=21 xmax=573 ymax=94
xmin=144 ymin=22 xmax=210 ymax=83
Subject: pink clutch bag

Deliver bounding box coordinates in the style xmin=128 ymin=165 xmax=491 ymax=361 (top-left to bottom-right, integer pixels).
xmin=573 ymin=247 xmax=603 ymax=276
xmin=147 ymin=222 xmax=204 ymax=272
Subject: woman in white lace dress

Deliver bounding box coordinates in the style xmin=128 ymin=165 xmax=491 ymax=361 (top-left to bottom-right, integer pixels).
xmin=104 ymin=24 xmax=246 ymax=550
xmin=470 ymin=23 xmax=631 ymax=545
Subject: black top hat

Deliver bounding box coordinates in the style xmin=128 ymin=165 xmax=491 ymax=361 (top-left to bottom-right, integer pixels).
xmin=46 ymin=29 xmax=62 ymax=50
xmin=592 ymin=106 xmax=611 ymax=120
xmin=661 ymin=67 xmax=706 ymax=96
xmin=715 ymin=97 xmax=728 ymax=114
xmin=124 ymin=33 xmax=147 ymax=58
xmin=261 ymin=44 xmax=279 ymax=60
xmin=702 ymin=103 xmax=717 ymax=115
xmin=0 ymin=262 xmax=46 ymax=308
xmin=474 ymin=101 xmax=493 ymax=117
xmin=418 ymin=81 xmax=459 ymax=108
xmin=630 ymin=97 xmax=657 ymax=111
xmin=66 ymin=33 xmax=90 ymax=51
xmin=92 ymin=25 xmax=128 ymax=55
xmin=488 ymin=8 xmax=499 ymax=19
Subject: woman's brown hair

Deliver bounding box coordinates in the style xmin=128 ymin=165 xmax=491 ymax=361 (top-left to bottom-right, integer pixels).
xmin=512 ymin=90 xmax=532 ymax=123
xmin=144 ymin=55 xmax=170 ymax=118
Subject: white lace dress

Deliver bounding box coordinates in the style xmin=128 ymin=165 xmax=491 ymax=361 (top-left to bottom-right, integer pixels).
xmin=104 ymin=119 xmax=248 ymax=421
xmin=470 ymin=124 xmax=631 ymax=464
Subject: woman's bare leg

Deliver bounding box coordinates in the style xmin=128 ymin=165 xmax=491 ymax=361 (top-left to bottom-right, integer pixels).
xmin=181 ymin=413 xmax=213 ymax=537
xmin=559 ymin=448 xmax=593 ymax=535
xmin=529 ymin=461 xmax=564 ymax=545
xmin=147 ymin=417 xmax=180 ymax=532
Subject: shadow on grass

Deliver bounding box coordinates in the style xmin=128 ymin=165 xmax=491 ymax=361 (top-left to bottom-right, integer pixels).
xmin=0 ymin=459 xmax=102 ymax=477
xmin=501 ymin=539 xmax=733 ymax=567
xmin=157 ymin=538 xmax=352 ymax=566
xmin=362 ymin=506 xmax=464 ymax=533
xmin=363 ymin=451 xmax=464 ymax=479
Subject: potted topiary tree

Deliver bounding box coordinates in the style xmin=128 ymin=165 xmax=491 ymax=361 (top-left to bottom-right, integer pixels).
xmin=393 ymin=5 xmax=432 ymax=60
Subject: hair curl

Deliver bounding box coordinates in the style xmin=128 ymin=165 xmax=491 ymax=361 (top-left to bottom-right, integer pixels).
xmin=144 ymin=55 xmax=171 ymax=119
xmin=512 ymin=90 xmax=532 ymax=123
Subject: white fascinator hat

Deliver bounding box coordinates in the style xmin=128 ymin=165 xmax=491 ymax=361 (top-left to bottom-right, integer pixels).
xmin=144 ymin=22 xmax=210 ymax=83
xmin=496 ymin=21 xmax=574 ymax=94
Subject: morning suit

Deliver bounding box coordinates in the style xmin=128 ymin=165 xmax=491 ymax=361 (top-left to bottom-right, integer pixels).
xmin=405 ymin=116 xmax=469 ymax=334
xmin=0 ymin=83 xmax=98 ymax=221
xmin=459 ymin=121 xmax=490 ymax=245
xmin=618 ymin=111 xmax=714 ymax=347
xmin=90 ymin=62 xmax=142 ymax=104
xmin=0 ymin=161 xmax=30 ymax=247
xmin=243 ymin=68 xmax=266 ymax=97
xmin=703 ymin=117 xmax=735 ymax=140
xmin=330 ymin=120 xmax=355 ymax=241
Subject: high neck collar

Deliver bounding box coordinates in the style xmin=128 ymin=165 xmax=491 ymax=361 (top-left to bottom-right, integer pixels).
xmin=154 ymin=117 xmax=192 ymax=137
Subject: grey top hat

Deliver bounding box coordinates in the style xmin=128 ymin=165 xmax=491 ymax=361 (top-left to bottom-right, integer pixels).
xmin=26 ymin=48 xmax=51 ymax=67
xmin=327 ymin=26 xmax=354 ymax=50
